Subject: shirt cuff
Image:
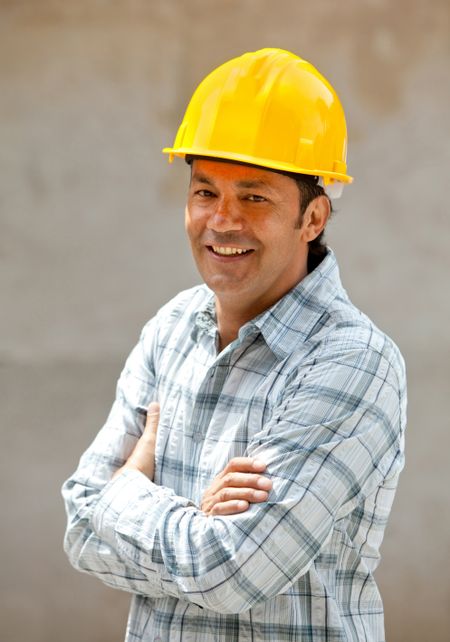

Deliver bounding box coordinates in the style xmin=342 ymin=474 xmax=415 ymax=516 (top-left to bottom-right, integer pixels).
xmin=90 ymin=469 xmax=192 ymax=549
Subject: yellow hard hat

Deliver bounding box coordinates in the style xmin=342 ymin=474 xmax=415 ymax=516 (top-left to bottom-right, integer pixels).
xmin=163 ymin=48 xmax=352 ymax=192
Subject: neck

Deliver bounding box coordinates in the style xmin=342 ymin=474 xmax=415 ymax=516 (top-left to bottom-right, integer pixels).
xmin=213 ymin=256 xmax=312 ymax=350
xmin=214 ymin=297 xmax=265 ymax=351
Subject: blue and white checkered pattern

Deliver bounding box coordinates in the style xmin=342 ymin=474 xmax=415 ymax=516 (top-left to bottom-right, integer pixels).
xmin=62 ymin=250 xmax=406 ymax=642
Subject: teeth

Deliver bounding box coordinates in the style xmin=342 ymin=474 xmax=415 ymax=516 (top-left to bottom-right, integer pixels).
xmin=212 ymin=246 xmax=249 ymax=256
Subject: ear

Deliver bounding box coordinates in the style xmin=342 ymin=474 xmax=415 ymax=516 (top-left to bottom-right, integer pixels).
xmin=299 ymin=195 xmax=331 ymax=242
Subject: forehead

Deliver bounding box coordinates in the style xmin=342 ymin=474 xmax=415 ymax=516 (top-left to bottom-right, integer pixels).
xmin=190 ymin=159 xmax=297 ymax=192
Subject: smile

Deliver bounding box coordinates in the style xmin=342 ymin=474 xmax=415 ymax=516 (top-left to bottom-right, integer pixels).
xmin=210 ymin=245 xmax=252 ymax=256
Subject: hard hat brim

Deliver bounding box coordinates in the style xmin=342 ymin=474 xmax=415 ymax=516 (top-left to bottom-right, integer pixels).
xmin=162 ymin=147 xmax=353 ymax=185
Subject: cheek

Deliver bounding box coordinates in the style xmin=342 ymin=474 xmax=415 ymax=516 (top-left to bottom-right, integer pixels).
xmin=268 ymin=227 xmax=305 ymax=263
xmin=184 ymin=204 xmax=190 ymax=230
xmin=185 ymin=203 xmax=207 ymax=228
xmin=185 ymin=206 xmax=198 ymax=239
xmin=185 ymin=210 xmax=210 ymax=254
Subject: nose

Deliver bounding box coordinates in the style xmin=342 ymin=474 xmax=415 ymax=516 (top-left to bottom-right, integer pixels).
xmin=206 ymin=197 xmax=244 ymax=233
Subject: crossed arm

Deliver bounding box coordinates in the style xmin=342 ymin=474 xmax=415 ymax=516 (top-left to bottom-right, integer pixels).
xmin=114 ymin=401 xmax=272 ymax=516
xmin=62 ymin=343 xmax=404 ymax=613
xmin=62 ymin=404 xmax=275 ymax=608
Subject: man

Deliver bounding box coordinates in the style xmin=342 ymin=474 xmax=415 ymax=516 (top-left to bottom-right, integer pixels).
xmin=62 ymin=48 xmax=406 ymax=641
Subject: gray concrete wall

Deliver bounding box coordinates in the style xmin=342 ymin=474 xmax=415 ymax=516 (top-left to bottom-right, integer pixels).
xmin=1 ymin=1 xmax=449 ymax=640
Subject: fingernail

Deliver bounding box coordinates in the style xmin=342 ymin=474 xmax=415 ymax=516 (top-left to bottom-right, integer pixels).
xmin=253 ymin=490 xmax=268 ymax=501
xmin=252 ymin=459 xmax=266 ymax=470
xmin=257 ymin=477 xmax=272 ymax=489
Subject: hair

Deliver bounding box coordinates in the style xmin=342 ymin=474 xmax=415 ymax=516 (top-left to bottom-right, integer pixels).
xmin=282 ymin=172 xmax=332 ymax=272
xmin=185 ymin=155 xmax=332 ymax=272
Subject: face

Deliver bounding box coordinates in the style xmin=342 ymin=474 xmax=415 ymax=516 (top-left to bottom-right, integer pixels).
xmin=185 ymin=159 xmax=316 ymax=320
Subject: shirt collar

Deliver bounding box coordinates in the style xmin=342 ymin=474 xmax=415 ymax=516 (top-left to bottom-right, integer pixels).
xmin=252 ymin=249 xmax=344 ymax=359
xmin=193 ymin=294 xmax=217 ymax=341
xmin=193 ymin=249 xmax=344 ymax=359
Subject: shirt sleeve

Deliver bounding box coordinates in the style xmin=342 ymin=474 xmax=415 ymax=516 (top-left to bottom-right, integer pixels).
xmin=62 ymin=318 xmax=177 ymax=598
xmin=87 ymin=344 xmax=406 ymax=613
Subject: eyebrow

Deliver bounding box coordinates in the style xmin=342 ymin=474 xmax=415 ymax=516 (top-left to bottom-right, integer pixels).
xmin=190 ymin=173 xmax=214 ymax=185
xmin=191 ymin=173 xmax=274 ymax=191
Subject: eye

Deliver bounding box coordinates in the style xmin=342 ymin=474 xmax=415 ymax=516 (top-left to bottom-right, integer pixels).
xmin=195 ymin=189 xmax=215 ymax=198
xmin=246 ymin=194 xmax=267 ymax=202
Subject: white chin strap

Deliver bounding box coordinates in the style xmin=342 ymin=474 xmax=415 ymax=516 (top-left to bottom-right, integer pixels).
xmin=318 ymin=177 xmax=345 ymax=200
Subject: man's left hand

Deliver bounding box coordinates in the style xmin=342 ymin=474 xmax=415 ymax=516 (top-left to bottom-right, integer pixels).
xmin=201 ymin=457 xmax=272 ymax=516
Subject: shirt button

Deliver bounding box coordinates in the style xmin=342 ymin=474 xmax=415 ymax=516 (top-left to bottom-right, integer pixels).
xmin=192 ymin=432 xmax=203 ymax=443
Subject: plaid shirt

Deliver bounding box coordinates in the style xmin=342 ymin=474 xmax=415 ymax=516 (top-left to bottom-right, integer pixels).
xmin=62 ymin=249 xmax=406 ymax=642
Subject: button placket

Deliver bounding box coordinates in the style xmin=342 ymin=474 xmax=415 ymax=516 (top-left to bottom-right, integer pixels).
xmin=190 ymin=355 xmax=231 ymax=442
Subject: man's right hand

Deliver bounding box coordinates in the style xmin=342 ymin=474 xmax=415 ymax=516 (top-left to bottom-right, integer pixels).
xmin=112 ymin=402 xmax=160 ymax=481
xmin=201 ymin=457 xmax=273 ymax=516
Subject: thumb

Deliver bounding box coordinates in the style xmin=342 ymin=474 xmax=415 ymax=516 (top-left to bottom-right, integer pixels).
xmin=143 ymin=401 xmax=160 ymax=437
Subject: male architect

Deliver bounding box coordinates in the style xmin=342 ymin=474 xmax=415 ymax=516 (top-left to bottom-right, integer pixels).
xmin=63 ymin=48 xmax=406 ymax=642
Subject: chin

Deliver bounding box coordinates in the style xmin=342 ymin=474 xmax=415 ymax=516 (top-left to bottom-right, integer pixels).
xmin=203 ymin=276 xmax=249 ymax=295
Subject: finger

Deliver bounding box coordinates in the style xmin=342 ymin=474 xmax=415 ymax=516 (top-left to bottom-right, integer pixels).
xmin=200 ymin=484 xmax=269 ymax=514
xmin=222 ymin=457 xmax=267 ymax=474
xmin=209 ymin=500 xmax=249 ymax=516
xmin=143 ymin=401 xmax=160 ymax=437
xmin=219 ymin=471 xmax=273 ymax=491
xmin=217 ymin=487 xmax=269 ymax=503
